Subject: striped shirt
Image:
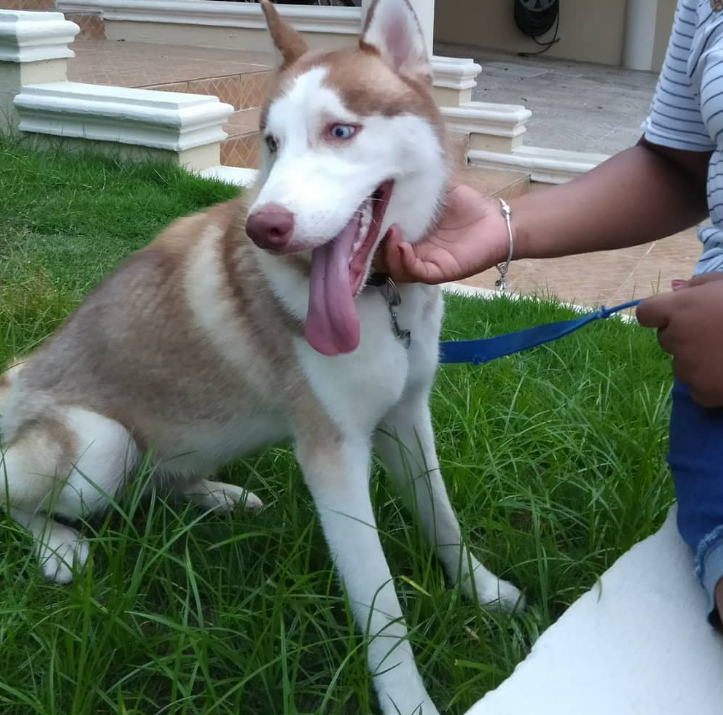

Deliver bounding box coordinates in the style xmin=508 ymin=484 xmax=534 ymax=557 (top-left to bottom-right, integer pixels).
xmin=643 ymin=0 xmax=723 ymax=273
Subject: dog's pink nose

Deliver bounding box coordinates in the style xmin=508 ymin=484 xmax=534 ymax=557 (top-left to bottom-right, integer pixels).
xmin=246 ymin=204 xmax=294 ymax=250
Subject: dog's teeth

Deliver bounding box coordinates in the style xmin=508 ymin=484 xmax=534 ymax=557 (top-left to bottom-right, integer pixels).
xmin=360 ymin=200 xmax=372 ymax=235
xmin=350 ymin=199 xmax=374 ymax=262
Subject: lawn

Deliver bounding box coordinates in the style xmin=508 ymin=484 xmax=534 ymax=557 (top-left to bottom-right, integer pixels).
xmin=0 ymin=138 xmax=674 ymax=715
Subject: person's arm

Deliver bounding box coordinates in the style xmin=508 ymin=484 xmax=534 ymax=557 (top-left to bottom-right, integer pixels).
xmin=511 ymin=137 xmax=710 ymax=260
xmin=378 ymin=138 xmax=711 ymax=285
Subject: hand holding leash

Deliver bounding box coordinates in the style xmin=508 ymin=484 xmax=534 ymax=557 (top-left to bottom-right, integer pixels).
xmin=637 ymin=273 xmax=723 ymax=408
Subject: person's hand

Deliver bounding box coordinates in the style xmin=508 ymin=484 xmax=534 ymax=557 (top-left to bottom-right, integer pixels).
xmin=636 ymin=273 xmax=723 ymax=407
xmin=374 ymin=183 xmax=511 ymax=284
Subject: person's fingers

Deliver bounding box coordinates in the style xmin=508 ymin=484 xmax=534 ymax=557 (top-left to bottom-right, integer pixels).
xmin=373 ymin=226 xmax=400 ymax=274
xmin=397 ymin=242 xmax=443 ymax=283
xmin=656 ymin=325 xmax=677 ymax=354
xmin=374 ymin=226 xmax=447 ymax=283
xmin=384 ymin=224 xmax=403 ymax=249
xmin=670 ymin=272 xmax=723 ymax=292
xmin=686 ymin=272 xmax=723 ymax=288
xmin=635 ymin=292 xmax=677 ymax=329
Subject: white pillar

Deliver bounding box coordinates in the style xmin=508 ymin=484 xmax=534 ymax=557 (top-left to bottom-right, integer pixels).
xmin=0 ymin=10 xmax=79 ymax=131
xmin=361 ymin=0 xmax=434 ymax=54
xmin=623 ymin=0 xmax=658 ymax=71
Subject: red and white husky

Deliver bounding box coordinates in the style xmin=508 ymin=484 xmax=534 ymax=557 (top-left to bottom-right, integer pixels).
xmin=0 ymin=1 xmax=523 ymax=711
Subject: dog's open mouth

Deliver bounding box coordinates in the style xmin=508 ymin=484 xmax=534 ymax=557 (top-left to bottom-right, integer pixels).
xmin=306 ymin=180 xmax=393 ymax=357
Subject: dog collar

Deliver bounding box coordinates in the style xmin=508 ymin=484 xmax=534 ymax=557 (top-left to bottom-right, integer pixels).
xmin=366 ymin=273 xmax=411 ymax=349
xmin=366 ymin=272 xmax=388 ymax=288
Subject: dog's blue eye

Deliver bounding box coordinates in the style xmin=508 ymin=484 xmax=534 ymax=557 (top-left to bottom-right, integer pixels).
xmin=329 ymin=124 xmax=356 ymax=141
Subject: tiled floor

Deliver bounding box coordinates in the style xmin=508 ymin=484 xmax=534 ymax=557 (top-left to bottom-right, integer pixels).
xmin=455 ymin=166 xmax=529 ymax=203
xmin=461 ymin=229 xmax=701 ymax=307
xmin=437 ymin=43 xmax=659 ymax=156
xmin=222 ymin=108 xmax=261 ymax=168
xmin=432 ymin=44 xmax=700 ymax=305
xmin=65 ymin=13 xmax=105 ymax=40
xmin=66 ymin=39 xmax=272 ymax=166
xmin=67 ymin=39 xmax=273 ymax=92
xmin=2 ymin=0 xmax=54 ymax=9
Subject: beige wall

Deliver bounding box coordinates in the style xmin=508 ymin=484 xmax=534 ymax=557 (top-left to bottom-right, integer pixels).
xmin=435 ymin=0 xmax=629 ymax=66
xmin=105 ymin=21 xmax=356 ymax=54
xmin=435 ymin=0 xmax=677 ymax=70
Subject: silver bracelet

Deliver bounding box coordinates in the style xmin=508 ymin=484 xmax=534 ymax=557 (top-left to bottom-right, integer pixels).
xmin=495 ymin=198 xmax=513 ymax=293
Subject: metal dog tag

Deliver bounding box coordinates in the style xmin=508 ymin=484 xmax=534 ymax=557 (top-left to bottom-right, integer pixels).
xmin=379 ymin=277 xmax=411 ymax=349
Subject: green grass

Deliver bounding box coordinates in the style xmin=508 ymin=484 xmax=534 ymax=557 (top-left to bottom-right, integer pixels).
xmin=0 ymin=137 xmax=674 ymax=714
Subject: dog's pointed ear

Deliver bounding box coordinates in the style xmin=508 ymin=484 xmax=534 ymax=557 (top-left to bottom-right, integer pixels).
xmin=261 ymin=0 xmax=308 ymax=67
xmin=360 ymin=0 xmax=431 ymax=83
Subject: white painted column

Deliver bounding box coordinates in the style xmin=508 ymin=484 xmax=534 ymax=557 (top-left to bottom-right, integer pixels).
xmin=623 ymin=0 xmax=658 ymax=71
xmin=0 ymin=10 xmax=79 ymax=131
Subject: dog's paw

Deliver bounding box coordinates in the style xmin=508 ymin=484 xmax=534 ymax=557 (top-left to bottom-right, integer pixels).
xmin=36 ymin=523 xmax=89 ymax=584
xmin=462 ymin=572 xmax=526 ymax=614
xmin=188 ymin=480 xmax=264 ymax=513
xmin=487 ymin=577 xmax=526 ymax=613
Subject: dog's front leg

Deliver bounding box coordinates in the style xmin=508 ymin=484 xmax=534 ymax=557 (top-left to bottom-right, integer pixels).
xmin=295 ymin=434 xmax=439 ymax=715
xmin=374 ymin=390 xmax=524 ymax=613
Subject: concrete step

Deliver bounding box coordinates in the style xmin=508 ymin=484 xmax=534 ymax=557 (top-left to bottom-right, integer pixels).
xmin=67 ymin=39 xmax=275 ymax=112
xmin=447 ymin=131 xmax=470 ymax=169
xmin=147 ymin=70 xmax=273 ymax=112
xmin=453 ymin=165 xmax=530 ymax=202
xmin=221 ymin=108 xmax=260 ymax=169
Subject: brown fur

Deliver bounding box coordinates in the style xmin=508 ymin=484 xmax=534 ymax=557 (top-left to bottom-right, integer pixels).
xmin=261 ymin=49 xmax=442 ymax=140
xmin=260 ymin=0 xmax=308 ymax=68
xmin=258 ymin=9 xmax=443 ymax=149
xmin=4 ymin=195 xmax=334 ymax=465
xmin=12 ymin=416 xmax=77 ymax=468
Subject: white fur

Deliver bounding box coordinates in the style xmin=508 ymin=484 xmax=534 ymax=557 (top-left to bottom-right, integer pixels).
xmin=293 ymin=282 xmax=524 ymax=715
xmin=11 ymin=508 xmax=89 ymax=584
xmin=252 ymin=65 xmax=446 ymax=264
xmin=247 ymin=29 xmax=521 ymax=706
xmin=363 ymin=0 xmax=430 ymax=80
xmin=50 ymin=407 xmax=138 ymax=518
xmin=0 ymin=3 xmax=523 ymax=714
xmin=178 ymin=479 xmax=264 ymax=512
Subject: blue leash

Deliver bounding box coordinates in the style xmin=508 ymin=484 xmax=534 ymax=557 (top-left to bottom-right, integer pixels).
xmin=438 ymin=298 xmax=643 ymax=365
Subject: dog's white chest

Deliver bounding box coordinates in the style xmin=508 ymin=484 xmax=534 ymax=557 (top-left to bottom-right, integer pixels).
xmin=294 ymin=291 xmax=410 ymax=434
xmin=294 ymin=285 xmax=442 ymax=436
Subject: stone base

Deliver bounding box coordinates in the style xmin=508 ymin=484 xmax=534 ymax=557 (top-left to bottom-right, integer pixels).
xmin=17 ymin=132 xmax=222 ymax=171
xmin=432 ymin=84 xmax=471 ymax=108
xmin=14 ymin=81 xmax=234 ymax=171
xmin=0 ymin=58 xmax=67 ymax=131
xmin=469 ymin=132 xmax=524 ymax=153
xmin=468 ymin=145 xmax=610 ymax=185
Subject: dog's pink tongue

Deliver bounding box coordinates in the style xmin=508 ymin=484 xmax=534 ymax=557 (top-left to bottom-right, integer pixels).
xmin=306 ymin=214 xmax=360 ymax=356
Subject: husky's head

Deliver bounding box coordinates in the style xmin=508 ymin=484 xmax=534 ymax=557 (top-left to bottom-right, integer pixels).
xmin=247 ymin=0 xmax=447 ymax=357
